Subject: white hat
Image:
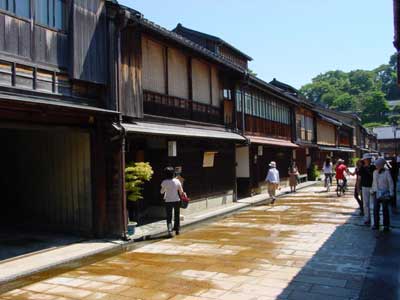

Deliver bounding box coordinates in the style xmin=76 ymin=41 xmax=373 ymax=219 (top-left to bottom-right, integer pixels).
xmin=362 ymin=153 xmax=373 ymax=160
xmin=269 ymin=161 xmax=277 ymax=168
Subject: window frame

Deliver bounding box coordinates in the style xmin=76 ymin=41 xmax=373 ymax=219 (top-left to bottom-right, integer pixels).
xmin=236 ymin=90 xmax=242 ymax=112
xmin=0 ymin=0 xmax=30 ymax=20
xmin=34 ymin=0 xmax=66 ymax=31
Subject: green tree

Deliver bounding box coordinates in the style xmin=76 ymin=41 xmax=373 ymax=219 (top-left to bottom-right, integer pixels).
xmin=393 ymin=104 xmax=400 ymax=114
xmin=348 ymin=70 xmax=375 ymax=95
xmin=389 ymin=114 xmax=400 ymax=125
xmin=331 ymin=93 xmax=354 ymax=111
xmin=300 ymin=53 xmax=399 ymax=125
xmin=374 ymin=54 xmax=400 ymax=100
xmin=360 ymin=90 xmax=389 ymax=124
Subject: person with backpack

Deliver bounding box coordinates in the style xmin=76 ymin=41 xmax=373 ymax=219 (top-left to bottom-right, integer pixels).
xmin=161 ymin=167 xmax=185 ymax=236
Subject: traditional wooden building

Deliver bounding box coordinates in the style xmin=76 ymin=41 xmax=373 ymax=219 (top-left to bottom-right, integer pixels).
xmin=367 ymin=130 xmax=379 ymax=154
xmin=0 ymin=0 xmax=127 ymax=238
xmin=115 ymin=8 xmax=247 ymax=222
xmin=315 ymin=111 xmax=355 ymax=166
xmin=373 ymin=126 xmax=399 ymax=157
xmin=234 ymin=77 xmax=299 ymax=197
xmin=173 ymin=25 xmax=301 ymax=197
xmin=270 ymin=79 xmax=318 ymax=175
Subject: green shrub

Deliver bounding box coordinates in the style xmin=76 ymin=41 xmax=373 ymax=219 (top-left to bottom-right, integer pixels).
xmin=363 ymin=122 xmax=387 ymax=128
xmin=308 ymin=163 xmax=321 ymax=181
xmin=125 ymin=162 xmax=154 ymax=202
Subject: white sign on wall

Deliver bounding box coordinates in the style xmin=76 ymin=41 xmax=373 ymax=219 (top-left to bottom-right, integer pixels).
xmin=258 ymin=145 xmax=263 ymax=156
xmin=168 ymin=141 xmax=177 ymax=157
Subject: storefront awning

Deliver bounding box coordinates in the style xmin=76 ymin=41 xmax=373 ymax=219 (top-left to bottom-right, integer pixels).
xmin=120 ymin=122 xmax=246 ymax=141
xmin=247 ymin=136 xmax=299 ymax=148
xmin=319 ymin=146 xmax=355 ymax=153
xmin=295 ymin=141 xmax=319 ymax=148
xmin=337 ymin=147 xmax=356 ymax=153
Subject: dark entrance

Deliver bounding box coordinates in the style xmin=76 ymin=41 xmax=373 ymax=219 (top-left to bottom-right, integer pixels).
xmin=251 ymin=144 xmax=293 ymax=191
xmin=0 ymin=127 xmax=93 ymax=236
xmin=126 ymin=135 xmax=236 ymax=225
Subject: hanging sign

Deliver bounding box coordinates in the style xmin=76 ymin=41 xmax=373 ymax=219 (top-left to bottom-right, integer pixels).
xmin=203 ymin=152 xmax=217 ymax=167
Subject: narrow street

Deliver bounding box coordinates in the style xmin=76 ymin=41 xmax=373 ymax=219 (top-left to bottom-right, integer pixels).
xmin=1 ymin=182 xmax=397 ymax=300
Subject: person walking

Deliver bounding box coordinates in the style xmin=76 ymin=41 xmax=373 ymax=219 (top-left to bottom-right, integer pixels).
xmin=266 ymin=161 xmax=280 ymax=204
xmin=371 ymin=158 xmax=394 ymax=232
xmin=161 ymin=166 xmax=184 ymax=236
xmin=322 ymin=157 xmax=333 ymax=189
xmin=389 ymin=157 xmax=398 ymax=210
xmin=353 ymin=159 xmax=364 ymax=216
xmin=359 ymin=154 xmax=376 ymax=226
xmin=288 ymin=161 xmax=299 ymax=193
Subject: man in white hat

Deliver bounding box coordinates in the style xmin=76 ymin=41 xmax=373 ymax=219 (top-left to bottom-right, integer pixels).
xmin=266 ymin=161 xmax=280 ymax=203
xmin=359 ymin=153 xmax=376 ymax=226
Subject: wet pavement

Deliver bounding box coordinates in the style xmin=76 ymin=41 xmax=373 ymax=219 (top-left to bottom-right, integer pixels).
xmin=1 ymin=182 xmax=398 ymax=300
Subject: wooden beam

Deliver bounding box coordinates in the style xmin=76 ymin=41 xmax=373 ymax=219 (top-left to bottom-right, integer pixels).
xmin=187 ymin=56 xmax=193 ymax=119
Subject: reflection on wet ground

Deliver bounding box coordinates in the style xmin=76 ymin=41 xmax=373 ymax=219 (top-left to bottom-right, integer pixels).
xmin=0 ymin=184 xmax=380 ymax=299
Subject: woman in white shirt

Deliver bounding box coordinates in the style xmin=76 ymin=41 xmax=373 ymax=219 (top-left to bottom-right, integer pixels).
xmin=266 ymin=161 xmax=280 ymax=203
xmin=161 ymin=167 xmax=184 ymax=236
xmin=371 ymin=158 xmax=394 ymax=232
xmin=322 ymin=157 xmax=333 ymax=188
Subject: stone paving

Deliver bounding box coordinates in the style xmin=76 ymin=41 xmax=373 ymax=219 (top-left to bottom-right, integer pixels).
xmin=0 ymin=183 xmax=394 ymax=300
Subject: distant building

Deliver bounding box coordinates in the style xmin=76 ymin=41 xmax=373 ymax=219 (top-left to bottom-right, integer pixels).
xmin=388 ymin=100 xmax=400 ymax=109
xmin=373 ymin=126 xmax=400 ymax=157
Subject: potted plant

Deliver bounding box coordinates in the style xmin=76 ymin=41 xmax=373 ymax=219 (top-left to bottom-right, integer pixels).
xmin=125 ymin=162 xmax=153 ymax=234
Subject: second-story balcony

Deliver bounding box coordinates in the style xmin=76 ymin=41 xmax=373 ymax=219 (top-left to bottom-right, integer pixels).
xmin=143 ymin=90 xmax=224 ymax=125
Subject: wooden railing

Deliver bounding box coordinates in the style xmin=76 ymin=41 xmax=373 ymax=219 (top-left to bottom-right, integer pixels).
xmin=237 ymin=113 xmax=292 ymax=140
xmin=143 ymin=90 xmax=223 ymax=125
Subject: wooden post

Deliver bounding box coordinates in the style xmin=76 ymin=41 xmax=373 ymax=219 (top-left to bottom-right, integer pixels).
xmin=187 ymin=57 xmax=193 ymax=119
xmin=91 ymin=121 xmax=107 ymax=237
xmin=241 ymin=87 xmax=245 ymax=132
xmin=232 ymin=85 xmax=237 ymax=130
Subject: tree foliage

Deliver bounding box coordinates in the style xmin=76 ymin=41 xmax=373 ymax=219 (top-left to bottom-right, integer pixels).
xmin=300 ymin=54 xmax=400 ymax=124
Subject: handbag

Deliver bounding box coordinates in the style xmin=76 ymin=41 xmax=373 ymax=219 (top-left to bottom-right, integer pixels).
xmin=377 ymin=190 xmax=391 ymax=203
xmin=180 ymin=192 xmax=190 ymax=209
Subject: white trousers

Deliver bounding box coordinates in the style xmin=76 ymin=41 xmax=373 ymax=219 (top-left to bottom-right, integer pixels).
xmin=362 ymin=187 xmax=372 ymax=223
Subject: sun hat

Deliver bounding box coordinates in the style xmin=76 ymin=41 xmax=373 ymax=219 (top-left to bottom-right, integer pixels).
xmin=269 ymin=161 xmax=277 ymax=168
xmin=362 ymin=153 xmax=373 ymax=160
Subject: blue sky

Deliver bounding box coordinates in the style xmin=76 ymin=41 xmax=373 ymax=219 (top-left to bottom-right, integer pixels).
xmin=119 ymin=0 xmax=394 ymax=89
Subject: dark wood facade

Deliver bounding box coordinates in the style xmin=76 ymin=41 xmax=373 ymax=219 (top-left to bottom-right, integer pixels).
xmin=114 ymin=15 xmax=246 ymax=221
xmin=234 ymin=81 xmax=298 ymax=197
xmin=0 ymin=0 xmax=126 ymax=238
